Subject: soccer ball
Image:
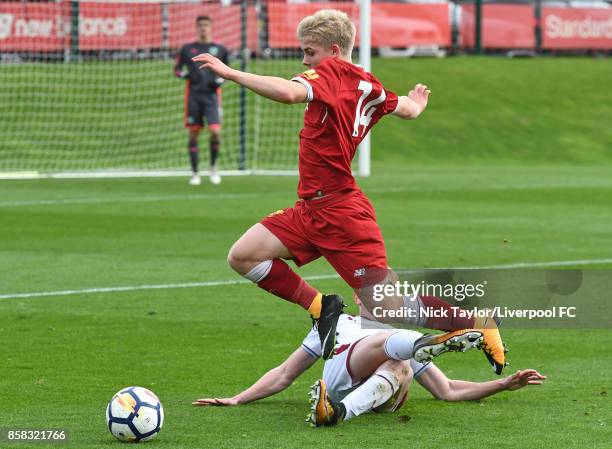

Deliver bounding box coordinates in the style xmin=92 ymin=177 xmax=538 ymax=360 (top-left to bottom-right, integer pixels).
xmin=106 ymin=386 xmax=164 ymax=442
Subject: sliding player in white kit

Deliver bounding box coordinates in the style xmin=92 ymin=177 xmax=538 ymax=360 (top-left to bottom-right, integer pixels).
xmin=193 ymin=298 xmax=545 ymax=426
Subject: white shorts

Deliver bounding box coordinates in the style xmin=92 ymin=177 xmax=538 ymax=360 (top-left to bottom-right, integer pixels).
xmin=322 ymin=335 xmax=433 ymax=402
xmin=301 ymin=315 xmax=433 ymax=402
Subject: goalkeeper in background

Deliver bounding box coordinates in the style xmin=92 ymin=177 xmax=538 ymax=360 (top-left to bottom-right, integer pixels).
xmin=174 ymin=15 xmax=229 ymax=186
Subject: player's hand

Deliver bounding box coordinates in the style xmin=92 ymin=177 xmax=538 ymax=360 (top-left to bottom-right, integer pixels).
xmin=192 ymin=397 xmax=239 ymax=406
xmin=407 ymin=83 xmax=431 ymax=114
xmin=503 ymin=369 xmax=546 ymax=391
xmin=192 ymin=53 xmax=233 ymax=79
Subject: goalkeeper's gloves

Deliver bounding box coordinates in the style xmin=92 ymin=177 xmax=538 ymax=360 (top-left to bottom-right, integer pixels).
xmin=210 ymin=77 xmax=226 ymax=89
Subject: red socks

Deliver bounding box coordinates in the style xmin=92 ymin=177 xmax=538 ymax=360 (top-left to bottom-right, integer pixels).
xmin=257 ymin=259 xmax=319 ymax=312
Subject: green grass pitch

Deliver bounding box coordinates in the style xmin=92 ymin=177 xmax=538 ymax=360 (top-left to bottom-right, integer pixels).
xmin=1 ymin=167 xmax=611 ymax=449
xmin=1 ymin=56 xmax=611 ymax=448
xmin=1 ymin=56 xmax=611 ymax=171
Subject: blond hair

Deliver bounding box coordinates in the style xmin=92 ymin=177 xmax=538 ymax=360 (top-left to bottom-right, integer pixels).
xmin=297 ymin=9 xmax=356 ymax=58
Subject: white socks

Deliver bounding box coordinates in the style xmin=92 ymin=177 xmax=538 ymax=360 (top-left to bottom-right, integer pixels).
xmin=341 ymin=370 xmax=400 ymax=420
xmin=243 ymin=260 xmax=273 ymax=283
xmin=383 ymin=329 xmax=422 ymax=361
xmin=337 ymin=329 xmax=422 ymax=421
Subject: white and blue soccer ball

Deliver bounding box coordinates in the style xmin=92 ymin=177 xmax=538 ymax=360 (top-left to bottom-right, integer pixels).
xmin=106 ymin=386 xmax=164 ymax=443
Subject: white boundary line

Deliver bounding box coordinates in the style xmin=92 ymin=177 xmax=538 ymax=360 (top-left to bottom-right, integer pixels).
xmin=0 ymin=186 xmax=403 ymax=208
xmin=0 ymin=191 xmax=292 ymax=208
xmin=443 ymin=259 xmax=612 ymax=270
xmin=1 ymin=259 xmax=611 ymax=300
xmin=0 ymin=169 xmax=299 ymax=181
xmin=0 ymin=274 xmax=339 ymax=300
xmin=3 ymin=179 xmax=612 ymax=208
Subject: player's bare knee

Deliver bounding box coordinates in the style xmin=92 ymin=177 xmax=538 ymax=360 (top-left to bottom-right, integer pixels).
xmin=373 ymin=360 xmax=413 ymax=413
xmin=228 ymin=239 xmax=271 ymax=275
xmin=226 ymin=248 xmax=238 ymax=271
xmin=379 ymin=359 xmax=411 ymax=382
xmin=393 ymin=361 xmax=413 ymax=385
xmin=227 ymin=242 xmax=252 ymax=274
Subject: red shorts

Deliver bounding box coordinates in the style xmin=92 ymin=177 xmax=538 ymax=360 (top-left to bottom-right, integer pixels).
xmin=260 ymin=189 xmax=387 ymax=289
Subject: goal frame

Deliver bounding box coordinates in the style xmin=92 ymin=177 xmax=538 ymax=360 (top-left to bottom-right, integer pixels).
xmin=0 ymin=0 xmax=372 ymax=180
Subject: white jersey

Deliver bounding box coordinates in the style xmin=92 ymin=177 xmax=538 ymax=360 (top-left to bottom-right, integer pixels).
xmin=301 ymin=314 xmax=433 ymax=399
xmin=302 ymin=314 xmax=386 ymax=358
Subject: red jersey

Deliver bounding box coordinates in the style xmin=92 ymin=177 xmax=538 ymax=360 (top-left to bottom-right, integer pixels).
xmin=291 ymin=57 xmax=399 ymax=199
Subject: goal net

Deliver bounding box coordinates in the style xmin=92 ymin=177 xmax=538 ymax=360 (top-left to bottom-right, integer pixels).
xmin=0 ymin=0 xmax=369 ymax=178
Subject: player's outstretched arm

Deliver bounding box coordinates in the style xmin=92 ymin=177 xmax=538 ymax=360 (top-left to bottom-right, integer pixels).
xmin=192 ymin=348 xmax=317 ymax=406
xmin=392 ymin=84 xmax=431 ymax=120
xmin=192 ymin=53 xmax=307 ymax=104
xmin=417 ymin=365 xmax=546 ymax=402
xmin=173 ymin=50 xmax=188 ymax=79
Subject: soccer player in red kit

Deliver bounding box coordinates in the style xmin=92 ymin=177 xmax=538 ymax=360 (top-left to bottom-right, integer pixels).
xmin=193 ymin=10 xmax=506 ymax=373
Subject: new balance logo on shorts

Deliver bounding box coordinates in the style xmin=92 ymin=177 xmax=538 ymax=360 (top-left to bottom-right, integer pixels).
xmin=354 ymin=268 xmax=366 ymax=277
